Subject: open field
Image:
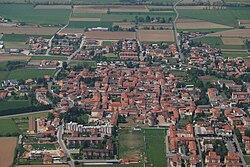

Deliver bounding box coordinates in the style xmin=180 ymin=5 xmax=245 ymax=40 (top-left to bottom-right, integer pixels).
xmin=222 ymin=37 xmax=244 ymax=45
xmin=0 ymin=55 xmax=30 ymax=62
xmin=222 ymin=51 xmax=250 ymax=58
xmin=210 ymin=29 xmax=250 ymax=38
xmin=1 ymin=34 xmax=51 ymax=42
xmin=0 ymin=27 xmax=59 ymax=35
xmin=0 ymin=119 xmax=19 ymax=135
xmin=0 ymin=99 xmax=31 ymax=111
xmin=82 ymin=165 xmax=143 ymax=167
xmin=68 ymin=21 xmax=113 ymax=28
xmin=0 ymin=110 xmax=49 ymax=119
xmin=34 ymin=5 xmax=72 ymax=9
xmin=176 ymin=6 xmax=226 ymax=10
xmin=177 ymin=19 xmax=232 ymax=29
xmin=70 ymin=17 xmax=101 ymax=21
xmin=17 ymin=165 xmax=69 ymax=167
xmin=0 ymin=137 xmax=17 ymax=167
xmin=145 ymin=128 xmax=166 ymax=167
xmin=179 ymin=7 xmax=250 ymax=27
xmin=31 ymin=55 xmax=67 ymax=61
xmin=138 ymin=23 xmax=172 ymax=29
xmin=85 ymin=31 xmax=135 ymax=40
xmin=118 ymin=129 xmax=145 ymax=159
xmin=139 ymin=30 xmax=174 ymax=42
xmin=0 ymin=4 xmax=71 ymax=25
xmin=6 ymin=69 xmax=56 ymax=80
xmin=60 ymin=28 xmax=84 ymax=34
xmin=244 ymin=156 xmax=250 ymax=165
xmin=113 ymin=22 xmax=134 ymax=29
xmin=4 ymin=42 xmax=28 ymax=49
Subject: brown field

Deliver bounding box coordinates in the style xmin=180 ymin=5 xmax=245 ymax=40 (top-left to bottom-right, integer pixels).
xmin=222 ymin=37 xmax=244 ymax=45
xmin=85 ymin=31 xmax=135 ymax=40
xmin=210 ymin=29 xmax=250 ymax=38
xmin=0 ymin=55 xmax=30 ymax=62
xmin=239 ymin=20 xmax=250 ymax=24
xmin=138 ymin=23 xmax=172 ymax=29
xmin=0 ymin=137 xmax=17 ymax=167
xmin=147 ymin=6 xmax=172 ymax=9
xmin=60 ymin=28 xmax=84 ymax=34
xmin=0 ymin=0 xmax=25 ymax=3
xmin=139 ymin=30 xmax=174 ymax=42
xmin=69 ymin=17 xmax=100 ymax=21
xmin=73 ymin=5 xmax=148 ymax=13
xmin=17 ymin=165 xmax=69 ymax=167
xmin=30 ymin=0 xmax=69 ymax=3
xmin=34 ymin=5 xmax=72 ymax=9
xmin=176 ymin=6 xmax=226 ymax=9
xmin=0 ymin=27 xmax=59 ymax=35
xmin=181 ymin=0 xmax=221 ymax=4
xmin=113 ymin=22 xmax=134 ymax=29
xmin=177 ymin=19 xmax=232 ymax=29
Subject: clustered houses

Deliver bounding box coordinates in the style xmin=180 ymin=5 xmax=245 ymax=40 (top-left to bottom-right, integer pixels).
xmin=50 ymin=33 xmax=82 ymax=56
xmin=28 ymin=36 xmax=49 ymax=54
xmin=27 ymin=60 xmax=60 ymax=69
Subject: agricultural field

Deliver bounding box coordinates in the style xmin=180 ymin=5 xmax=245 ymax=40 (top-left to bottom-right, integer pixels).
xmin=0 ymin=55 xmax=30 ymax=62
xmin=60 ymin=28 xmax=84 ymax=34
xmin=68 ymin=21 xmax=113 ymax=28
xmin=177 ymin=18 xmax=233 ymax=30
xmin=17 ymin=165 xmax=69 ymax=167
xmin=222 ymin=51 xmax=250 ymax=58
xmin=0 ymin=4 xmax=71 ymax=25
xmin=0 ymin=119 xmax=19 ymax=135
xmin=0 ymin=99 xmax=31 ymax=111
xmin=0 ymin=27 xmax=60 ymax=35
xmin=139 ymin=30 xmax=174 ymax=42
xmin=1 ymin=34 xmax=51 ymax=42
xmin=145 ymin=128 xmax=166 ymax=167
xmin=210 ymin=29 xmax=250 ymax=38
xmin=82 ymin=164 xmax=143 ymax=167
xmin=6 ymin=69 xmax=56 ymax=80
xmin=118 ymin=128 xmax=145 ymax=160
xmin=179 ymin=7 xmax=250 ymax=27
xmin=85 ymin=31 xmax=135 ymax=40
xmin=0 ymin=137 xmax=17 ymax=167
xmin=31 ymin=55 xmax=67 ymax=61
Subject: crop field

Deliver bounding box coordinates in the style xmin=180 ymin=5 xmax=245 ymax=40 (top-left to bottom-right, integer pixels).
xmin=0 ymin=99 xmax=31 ymax=111
xmin=0 ymin=27 xmax=59 ymax=35
xmin=34 ymin=5 xmax=72 ymax=9
xmin=86 ymin=31 xmax=135 ymax=40
xmin=0 ymin=119 xmax=19 ymax=135
xmin=68 ymin=21 xmax=113 ymax=28
xmin=145 ymin=128 xmax=166 ymax=167
xmin=179 ymin=7 xmax=250 ymax=27
xmin=60 ymin=28 xmax=84 ymax=34
xmin=222 ymin=51 xmax=250 ymax=58
xmin=1 ymin=34 xmax=51 ymax=42
xmin=70 ymin=18 xmax=101 ymax=21
xmin=118 ymin=129 xmax=145 ymax=160
xmin=139 ymin=30 xmax=174 ymax=42
xmin=17 ymin=165 xmax=69 ymax=167
xmin=0 ymin=55 xmax=30 ymax=62
xmin=177 ymin=19 xmax=232 ymax=29
xmin=82 ymin=164 xmax=143 ymax=167
xmin=222 ymin=37 xmax=244 ymax=45
xmin=0 ymin=4 xmax=71 ymax=25
xmin=4 ymin=42 xmax=28 ymax=49
xmin=6 ymin=69 xmax=56 ymax=80
xmin=138 ymin=23 xmax=172 ymax=29
xmin=210 ymin=29 xmax=250 ymax=38
xmin=176 ymin=6 xmax=226 ymax=10
xmin=113 ymin=22 xmax=134 ymax=29
xmin=0 ymin=137 xmax=17 ymax=167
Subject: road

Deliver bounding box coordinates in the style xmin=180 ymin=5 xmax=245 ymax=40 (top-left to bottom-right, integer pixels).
xmin=0 ymin=110 xmax=50 ymax=119
xmin=57 ymin=124 xmax=75 ymax=167
xmin=173 ymin=0 xmax=182 ymax=53
xmin=233 ymin=134 xmax=247 ymax=167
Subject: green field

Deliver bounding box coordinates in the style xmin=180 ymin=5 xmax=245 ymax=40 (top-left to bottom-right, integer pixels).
xmin=68 ymin=21 xmax=113 ymax=28
xmin=0 ymin=99 xmax=31 ymax=111
xmin=31 ymin=143 xmax=56 ymax=150
xmin=6 ymin=69 xmax=56 ymax=80
xmin=169 ymin=70 xmax=187 ymax=77
xmin=0 ymin=119 xmax=19 ymax=135
xmin=81 ymin=164 xmax=143 ymax=167
xmin=192 ymin=36 xmax=246 ymax=49
xmin=118 ymin=129 xmax=145 ymax=159
xmin=145 ymin=128 xmax=166 ymax=167
xmin=1 ymin=34 xmax=51 ymax=42
xmin=222 ymin=51 xmax=250 ymax=58
xmin=179 ymin=7 xmax=250 ymax=27
xmin=0 ymin=4 xmax=71 ymax=25
xmin=244 ymin=156 xmax=250 ymax=165
xmin=31 ymin=55 xmax=67 ymax=61
xmin=4 ymin=42 xmax=28 ymax=49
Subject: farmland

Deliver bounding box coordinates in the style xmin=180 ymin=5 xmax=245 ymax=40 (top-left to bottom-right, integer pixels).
xmin=118 ymin=128 xmax=145 ymax=160
xmin=6 ymin=69 xmax=56 ymax=80
xmin=222 ymin=51 xmax=250 ymax=58
xmin=85 ymin=31 xmax=136 ymax=40
xmin=68 ymin=21 xmax=113 ymax=28
xmin=0 ymin=119 xmax=19 ymax=135
xmin=0 ymin=137 xmax=17 ymax=167
xmin=0 ymin=4 xmax=71 ymax=25
xmin=177 ymin=19 xmax=233 ymax=29
xmin=0 ymin=27 xmax=60 ymax=35
xmin=31 ymin=55 xmax=67 ymax=61
xmin=139 ymin=30 xmax=174 ymax=42
xmin=0 ymin=55 xmax=30 ymax=62
xmin=0 ymin=99 xmax=31 ymax=111
xmin=210 ymin=29 xmax=250 ymax=38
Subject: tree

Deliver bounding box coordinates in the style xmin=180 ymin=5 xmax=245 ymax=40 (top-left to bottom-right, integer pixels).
xmin=62 ymin=62 xmax=68 ymax=69
xmin=245 ymin=129 xmax=250 ymax=137
xmin=234 ymin=128 xmax=242 ymax=143
xmin=107 ymin=8 xmax=111 ymax=14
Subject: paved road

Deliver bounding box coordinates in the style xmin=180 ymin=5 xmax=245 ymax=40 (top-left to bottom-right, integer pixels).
xmin=57 ymin=124 xmax=75 ymax=167
xmin=233 ymin=134 xmax=247 ymax=167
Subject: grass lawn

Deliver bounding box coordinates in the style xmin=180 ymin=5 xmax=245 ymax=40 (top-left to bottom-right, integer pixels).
xmin=1 ymin=34 xmax=51 ymax=42
xmin=31 ymin=143 xmax=56 ymax=150
xmin=0 ymin=119 xmax=19 ymax=135
xmin=179 ymin=7 xmax=250 ymax=27
xmin=68 ymin=21 xmax=113 ymax=28
xmin=192 ymin=36 xmax=245 ymax=49
xmin=0 ymin=71 xmax=10 ymax=82
xmin=0 ymin=4 xmax=71 ymax=25
xmin=118 ymin=128 xmax=145 ymax=160
xmin=31 ymin=55 xmax=67 ymax=61
xmin=0 ymin=99 xmax=31 ymax=111
xmin=169 ymin=70 xmax=187 ymax=77
xmin=145 ymin=128 xmax=166 ymax=167
xmin=4 ymin=42 xmax=28 ymax=49
xmin=222 ymin=51 xmax=250 ymax=58
xmin=244 ymin=155 xmax=250 ymax=165
xmin=6 ymin=69 xmax=56 ymax=80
